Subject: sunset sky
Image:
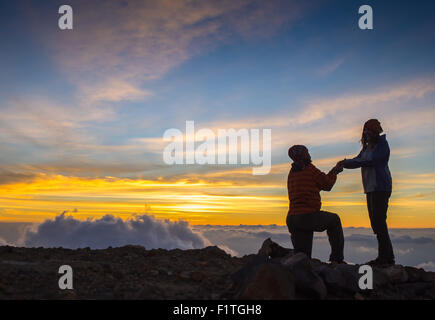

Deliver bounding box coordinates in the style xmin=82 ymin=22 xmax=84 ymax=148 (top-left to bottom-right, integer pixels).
xmin=1 ymin=0 xmax=434 ymax=227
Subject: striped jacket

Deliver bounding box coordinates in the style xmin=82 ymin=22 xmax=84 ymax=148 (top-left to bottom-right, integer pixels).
xmin=287 ymin=163 xmax=337 ymax=215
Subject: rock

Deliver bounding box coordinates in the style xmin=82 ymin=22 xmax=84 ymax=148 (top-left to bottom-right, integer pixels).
xmin=373 ymin=267 xmax=390 ymax=288
xmin=190 ymin=271 xmax=204 ymax=281
xmin=333 ymin=264 xmax=361 ymax=293
xmin=396 ymin=282 xmax=435 ymax=298
xmin=210 ymin=293 xmax=221 ymax=299
xmin=231 ymin=254 xmax=268 ymax=284
xmin=258 ymin=238 xmax=293 ymax=258
xmin=354 ymin=292 xmax=365 ymax=300
xmin=178 ymin=271 xmax=191 ymax=280
xmin=404 ymin=266 xmax=425 ymax=282
xmin=158 ymin=269 xmax=171 ymax=276
xmin=309 ymin=258 xmax=323 ymax=268
xmin=376 ymin=265 xmax=408 ymax=284
xmin=314 ymin=264 xmax=347 ymax=294
xmin=58 ymin=290 xmax=77 ymax=300
xmin=422 ymin=271 xmax=435 ymax=283
xmin=232 ymin=262 xmax=296 ymax=300
xmin=426 ymin=286 xmax=435 ymax=299
xmin=282 ymin=253 xmax=327 ymax=299
xmin=123 ymin=245 xmax=145 ymax=250
xmin=202 ymin=246 xmax=228 ymax=257
xmin=149 ymin=269 xmax=159 ymax=276
xmin=257 ymin=238 xmax=274 ymax=257
xmin=2 ymin=241 xmax=435 ymax=300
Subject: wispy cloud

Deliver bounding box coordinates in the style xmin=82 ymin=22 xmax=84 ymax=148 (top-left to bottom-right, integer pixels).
xmin=297 ymin=79 xmax=435 ymax=124
xmin=145 ymin=78 xmax=435 ymax=154
xmin=81 ymin=79 xmax=153 ymax=103
xmin=316 ymin=56 xmax=346 ymax=76
xmin=201 ymin=78 xmax=435 ymax=129
xmin=28 ymin=0 xmax=306 ymax=103
xmin=0 ymin=97 xmax=112 ymax=149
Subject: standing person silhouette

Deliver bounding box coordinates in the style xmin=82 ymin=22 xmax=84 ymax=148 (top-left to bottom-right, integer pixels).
xmin=338 ymin=119 xmax=395 ymax=266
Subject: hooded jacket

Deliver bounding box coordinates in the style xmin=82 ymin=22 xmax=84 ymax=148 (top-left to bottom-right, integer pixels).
xmin=344 ymin=134 xmax=392 ymax=193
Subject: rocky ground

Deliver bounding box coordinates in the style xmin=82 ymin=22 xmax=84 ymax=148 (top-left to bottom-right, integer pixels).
xmin=0 ymin=239 xmax=434 ymax=300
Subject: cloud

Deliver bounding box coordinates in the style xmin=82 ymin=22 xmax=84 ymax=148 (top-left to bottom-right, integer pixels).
xmin=416 ymin=261 xmax=435 ymax=272
xmin=0 ymin=170 xmax=37 ymax=185
xmin=215 ymin=244 xmax=239 ymax=257
xmin=1 ymin=0 xmax=309 ymax=166
xmin=81 ymin=79 xmax=153 ymax=103
xmin=393 ymin=235 xmax=435 ymax=244
xmin=345 ymin=234 xmax=378 ymax=243
xmin=395 ymin=173 xmax=435 ymax=187
xmin=194 ymin=225 xmax=435 ymax=267
xmin=0 ymin=97 xmax=109 ymax=150
xmin=396 ymin=248 xmax=413 ymax=255
xmin=355 ymin=246 xmax=377 ymax=254
xmin=24 ymin=213 xmax=208 ymax=250
xmin=27 ymin=0 xmax=305 ymax=103
xmin=2 ymin=160 xmax=164 ymax=179
xmin=297 ymin=79 xmax=435 ymax=125
xmin=175 ymin=77 xmax=435 ymax=157
xmin=345 ymin=233 xmax=435 ymax=245
xmin=206 ymin=78 xmax=435 ymax=129
xmin=1 ymin=222 xmax=435 ymax=266
xmin=316 ymin=56 xmax=345 ymax=76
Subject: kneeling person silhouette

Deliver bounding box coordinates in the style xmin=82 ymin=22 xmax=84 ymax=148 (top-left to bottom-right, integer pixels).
xmin=286 ymin=145 xmax=345 ymax=264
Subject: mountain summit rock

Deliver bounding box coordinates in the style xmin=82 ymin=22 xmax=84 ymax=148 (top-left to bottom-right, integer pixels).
xmin=0 ymin=240 xmax=434 ymax=300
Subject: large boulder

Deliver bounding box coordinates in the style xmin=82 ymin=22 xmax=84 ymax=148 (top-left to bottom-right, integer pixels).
xmin=231 ymin=257 xmax=296 ymax=300
xmin=281 ymin=253 xmax=327 ymax=299
xmin=258 ymin=238 xmax=294 ymax=258
xmin=314 ymin=264 xmax=347 ymax=294
xmin=231 ymin=238 xmax=435 ymax=300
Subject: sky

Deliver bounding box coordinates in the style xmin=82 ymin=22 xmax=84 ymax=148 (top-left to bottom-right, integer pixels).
xmin=0 ymin=0 xmax=435 ymax=228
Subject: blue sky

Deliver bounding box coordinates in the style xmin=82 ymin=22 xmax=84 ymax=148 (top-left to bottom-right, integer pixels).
xmin=0 ymin=0 xmax=434 ymax=226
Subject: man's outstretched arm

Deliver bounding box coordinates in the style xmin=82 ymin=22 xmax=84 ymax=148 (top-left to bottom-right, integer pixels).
xmin=312 ymin=165 xmax=338 ymax=191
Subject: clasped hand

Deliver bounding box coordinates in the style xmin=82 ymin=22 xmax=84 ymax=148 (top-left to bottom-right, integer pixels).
xmin=331 ymin=159 xmax=346 ymax=174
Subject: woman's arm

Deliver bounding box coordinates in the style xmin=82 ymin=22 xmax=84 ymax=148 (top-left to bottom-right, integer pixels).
xmin=344 ymin=140 xmax=390 ymax=169
xmin=342 ymin=150 xmax=363 ymax=169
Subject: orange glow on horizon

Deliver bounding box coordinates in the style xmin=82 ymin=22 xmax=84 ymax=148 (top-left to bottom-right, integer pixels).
xmin=0 ymin=172 xmax=434 ymax=228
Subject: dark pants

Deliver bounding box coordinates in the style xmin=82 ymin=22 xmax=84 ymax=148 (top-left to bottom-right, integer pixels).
xmin=366 ymin=191 xmax=395 ymax=262
xmin=286 ymin=211 xmax=344 ymax=262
